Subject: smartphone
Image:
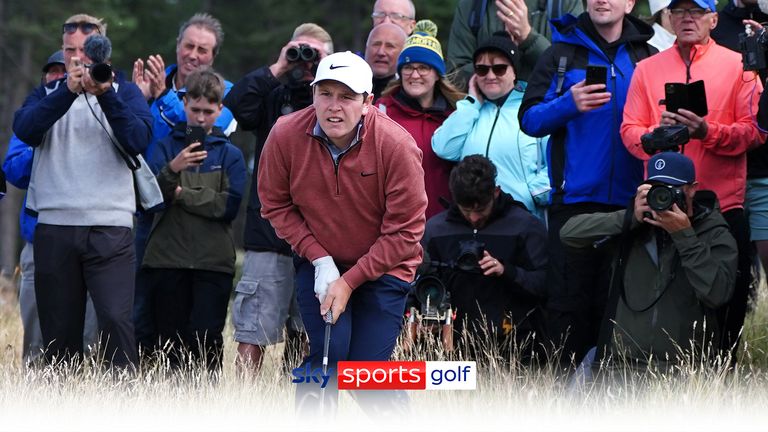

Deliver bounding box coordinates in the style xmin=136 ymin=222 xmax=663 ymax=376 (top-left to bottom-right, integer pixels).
xmin=664 ymin=80 xmax=708 ymax=117
xmin=185 ymin=125 xmax=206 ymax=153
xmin=585 ymin=65 xmax=607 ymax=88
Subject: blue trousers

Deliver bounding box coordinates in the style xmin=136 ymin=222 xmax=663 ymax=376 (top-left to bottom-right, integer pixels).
xmin=294 ymin=259 xmax=409 ymax=415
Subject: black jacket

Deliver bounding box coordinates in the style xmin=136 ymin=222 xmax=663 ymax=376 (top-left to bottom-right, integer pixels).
xmin=711 ymin=2 xmax=768 ymax=179
xmin=224 ymin=66 xmax=313 ymax=254
xmin=421 ymin=192 xmax=548 ymax=340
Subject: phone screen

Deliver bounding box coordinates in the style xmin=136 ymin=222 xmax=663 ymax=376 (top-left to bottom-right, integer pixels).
xmin=185 ymin=126 xmax=207 ymax=152
xmin=585 ymin=65 xmax=607 ymax=87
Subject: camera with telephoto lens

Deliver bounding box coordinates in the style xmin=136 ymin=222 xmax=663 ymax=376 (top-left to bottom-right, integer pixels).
xmin=647 ymin=184 xmax=688 ymax=213
xmin=641 ymin=125 xmax=689 ymax=155
xmin=286 ymin=44 xmax=319 ymax=63
xmin=740 ymin=25 xmax=768 ymax=71
xmin=85 ymin=62 xmax=113 ymax=84
xmin=411 ymin=274 xmax=451 ymax=323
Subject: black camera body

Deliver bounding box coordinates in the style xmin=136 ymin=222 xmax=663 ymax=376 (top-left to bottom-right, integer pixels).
xmin=456 ymin=240 xmax=486 ymax=272
xmin=647 ymin=184 xmax=688 ymax=213
xmin=641 ymin=125 xmax=690 ymax=155
xmin=740 ymin=28 xmax=768 ymax=71
xmin=87 ymin=62 xmax=113 ymax=84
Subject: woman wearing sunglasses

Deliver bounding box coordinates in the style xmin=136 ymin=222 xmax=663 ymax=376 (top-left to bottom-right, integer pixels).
xmin=376 ymin=20 xmax=465 ymax=219
xmin=432 ymin=31 xmax=549 ymax=219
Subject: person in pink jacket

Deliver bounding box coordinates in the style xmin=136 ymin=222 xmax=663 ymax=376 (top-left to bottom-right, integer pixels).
xmin=620 ymin=0 xmax=765 ymax=365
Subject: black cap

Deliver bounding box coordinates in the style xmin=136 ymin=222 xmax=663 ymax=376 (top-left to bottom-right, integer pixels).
xmin=473 ymin=31 xmax=521 ymax=73
xmin=42 ymin=50 xmax=65 ymax=73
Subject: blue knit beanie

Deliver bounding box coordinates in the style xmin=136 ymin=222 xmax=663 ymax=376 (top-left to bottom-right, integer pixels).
xmin=397 ymin=20 xmax=445 ymax=76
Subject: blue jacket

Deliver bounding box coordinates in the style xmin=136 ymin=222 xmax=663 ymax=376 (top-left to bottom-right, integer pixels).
xmin=519 ymin=13 xmax=655 ymax=207
xmin=2 ymin=134 xmax=35 ymax=242
xmin=147 ymin=65 xmax=237 ymax=159
xmin=13 ymin=71 xmax=151 ymax=156
xmin=432 ymin=83 xmax=549 ymax=217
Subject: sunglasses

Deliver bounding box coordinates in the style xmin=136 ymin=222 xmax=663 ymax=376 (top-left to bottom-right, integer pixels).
xmin=474 ymin=64 xmax=510 ymax=77
xmin=62 ymin=22 xmax=101 ymax=35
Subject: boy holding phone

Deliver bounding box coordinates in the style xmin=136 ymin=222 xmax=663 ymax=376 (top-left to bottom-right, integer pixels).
xmin=142 ymin=68 xmax=247 ymax=372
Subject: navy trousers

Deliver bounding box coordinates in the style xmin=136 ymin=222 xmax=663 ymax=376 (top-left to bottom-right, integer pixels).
xmin=293 ymin=259 xmax=409 ymax=416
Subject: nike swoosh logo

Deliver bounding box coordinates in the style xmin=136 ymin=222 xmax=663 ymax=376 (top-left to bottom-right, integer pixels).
xmin=361 ymin=172 xmax=376 ymax=177
xmin=329 ymin=64 xmax=349 ymax=70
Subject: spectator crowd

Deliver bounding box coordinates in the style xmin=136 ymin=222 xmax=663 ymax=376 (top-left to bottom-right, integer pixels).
xmin=2 ymin=0 xmax=768 ymax=412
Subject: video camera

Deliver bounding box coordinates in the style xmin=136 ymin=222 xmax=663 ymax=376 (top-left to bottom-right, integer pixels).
xmin=641 ymin=125 xmax=689 ymax=155
xmin=740 ymin=25 xmax=768 ymax=71
xmin=84 ymin=34 xmax=114 ymax=84
xmin=404 ymin=241 xmax=486 ymax=353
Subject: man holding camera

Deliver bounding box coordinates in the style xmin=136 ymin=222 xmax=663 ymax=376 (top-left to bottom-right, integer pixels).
xmin=620 ymin=0 xmax=764 ymax=363
xmin=560 ymin=152 xmax=737 ymax=369
xmin=224 ymin=23 xmax=333 ymax=375
xmin=421 ymin=155 xmax=548 ymax=360
xmin=13 ymin=13 xmax=152 ymax=367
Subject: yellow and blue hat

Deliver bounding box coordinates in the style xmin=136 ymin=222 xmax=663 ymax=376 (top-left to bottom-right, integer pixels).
xmin=397 ymin=20 xmax=445 ymax=76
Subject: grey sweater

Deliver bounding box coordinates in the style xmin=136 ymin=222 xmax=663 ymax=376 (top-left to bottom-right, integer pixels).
xmin=27 ymin=82 xmax=136 ymax=228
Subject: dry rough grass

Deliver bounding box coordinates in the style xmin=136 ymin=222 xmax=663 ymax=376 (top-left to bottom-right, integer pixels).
xmin=0 ymin=273 xmax=767 ymax=431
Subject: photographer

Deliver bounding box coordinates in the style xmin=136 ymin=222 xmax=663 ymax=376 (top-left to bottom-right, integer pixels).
xmin=223 ymin=23 xmax=332 ymax=375
xmin=620 ymin=0 xmax=765 ymax=363
xmin=13 ymin=13 xmax=152 ymax=368
xmin=421 ymin=155 xmax=547 ymax=360
xmin=560 ymin=152 xmax=737 ymax=369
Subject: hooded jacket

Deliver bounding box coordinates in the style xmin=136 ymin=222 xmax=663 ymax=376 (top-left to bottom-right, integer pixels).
xmin=433 ymin=83 xmax=550 ymax=216
xmin=422 ymin=192 xmax=548 ymax=338
xmin=711 ymin=1 xmax=768 ymax=179
xmin=377 ymin=87 xmax=454 ymax=219
xmin=560 ymin=192 xmax=737 ymax=364
xmin=519 ymin=13 xmax=655 ymax=207
xmin=142 ymin=123 xmax=247 ymax=273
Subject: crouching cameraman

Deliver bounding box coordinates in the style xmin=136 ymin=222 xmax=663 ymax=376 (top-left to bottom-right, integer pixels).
xmin=560 ymin=152 xmax=737 ymax=370
xmin=420 ymin=155 xmax=548 ymax=362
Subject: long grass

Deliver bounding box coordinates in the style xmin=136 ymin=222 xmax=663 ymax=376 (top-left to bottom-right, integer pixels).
xmin=1 ymin=274 xmax=768 ymax=431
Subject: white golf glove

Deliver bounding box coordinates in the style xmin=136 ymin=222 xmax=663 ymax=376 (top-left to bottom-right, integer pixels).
xmin=312 ymin=256 xmax=339 ymax=303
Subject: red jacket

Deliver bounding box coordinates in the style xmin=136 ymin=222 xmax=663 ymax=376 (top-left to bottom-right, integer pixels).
xmin=258 ymin=105 xmax=428 ymax=289
xmin=621 ymin=38 xmax=764 ymax=212
xmin=377 ymin=91 xmax=454 ymax=218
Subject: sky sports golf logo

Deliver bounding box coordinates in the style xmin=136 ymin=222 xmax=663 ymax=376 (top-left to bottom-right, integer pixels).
xmin=291 ymin=361 xmax=476 ymax=390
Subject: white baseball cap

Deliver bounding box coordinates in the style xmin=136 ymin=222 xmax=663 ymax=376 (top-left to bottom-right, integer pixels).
xmin=649 ymin=0 xmax=669 ymax=15
xmin=310 ymin=51 xmax=373 ymax=95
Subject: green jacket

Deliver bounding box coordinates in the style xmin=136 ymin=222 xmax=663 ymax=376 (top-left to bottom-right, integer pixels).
xmin=560 ymin=194 xmax=737 ymax=365
xmin=446 ymin=0 xmax=583 ymax=86
xmin=142 ymin=125 xmax=247 ymax=274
